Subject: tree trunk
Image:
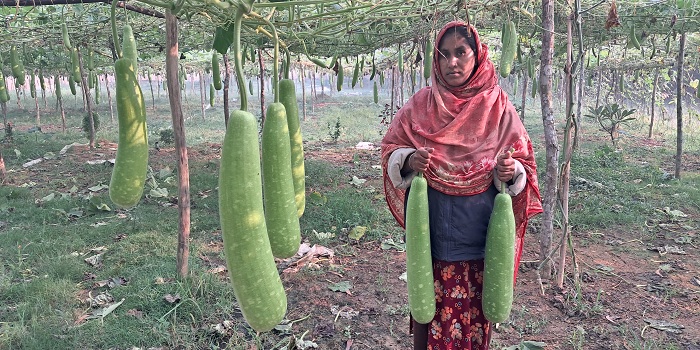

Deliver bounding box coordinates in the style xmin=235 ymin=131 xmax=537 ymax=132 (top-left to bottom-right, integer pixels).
xmin=1 ymin=102 xmax=6 ymax=130
xmin=57 ymin=87 xmax=66 ymax=132
xmin=258 ymin=49 xmax=266 ymax=122
xmin=77 ymin=48 xmax=96 ymax=149
xmin=649 ymin=67 xmax=660 ymax=138
xmin=0 ymin=146 xmax=5 ymax=183
xmin=33 ymin=74 xmax=41 ymax=127
xmin=390 ymin=67 xmax=396 ymax=123
xmin=301 ymin=67 xmax=307 ymax=121
xmin=539 ymin=0 xmax=558 ymax=279
xmin=105 ymin=74 xmax=114 ymax=122
xmin=675 ymin=33 xmax=685 ymax=180
xmin=148 ymin=72 xmax=155 ymax=111
xmin=165 ymin=10 xmax=191 ymax=279
xmin=199 ymin=71 xmax=206 ymax=120
xmin=520 ymin=75 xmax=529 ymax=122
xmin=595 ymin=67 xmax=603 ymax=110
xmin=223 ymin=53 xmax=231 ymax=126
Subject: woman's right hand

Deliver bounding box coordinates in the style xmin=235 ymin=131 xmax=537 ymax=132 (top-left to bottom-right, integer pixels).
xmin=408 ymin=147 xmax=434 ymax=173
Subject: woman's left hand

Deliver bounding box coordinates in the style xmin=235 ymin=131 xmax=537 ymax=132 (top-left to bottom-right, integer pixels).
xmin=496 ymin=150 xmax=515 ymax=182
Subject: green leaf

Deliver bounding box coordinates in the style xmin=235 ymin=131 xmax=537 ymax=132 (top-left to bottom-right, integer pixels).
xmin=212 ymin=24 xmax=235 ymax=55
xmin=88 ymin=184 xmax=109 ymax=192
xmin=88 ymin=196 xmax=111 ymax=212
xmin=347 ymin=226 xmax=367 ymax=240
xmin=149 ymin=187 xmax=169 ymax=198
xmin=381 ymin=238 xmax=406 ymax=251
xmin=308 ymin=191 xmax=327 ymax=205
xmin=40 ymin=193 xmax=55 ymax=202
xmin=328 ymin=280 xmax=352 ymax=292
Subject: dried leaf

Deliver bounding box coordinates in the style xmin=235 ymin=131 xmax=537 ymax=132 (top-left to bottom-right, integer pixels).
xmin=23 ymin=158 xmax=43 ymax=168
xmin=381 ymin=238 xmax=406 ymax=251
xmin=331 ymin=305 xmax=359 ymax=320
xmin=154 ymin=277 xmax=175 ymax=285
xmin=313 ymin=230 xmax=335 ymax=240
xmin=84 ymin=253 xmax=104 ymax=267
xmin=87 ymin=298 xmax=125 ymax=320
xmin=349 ymin=176 xmax=366 ymax=186
xmin=88 ymin=184 xmax=109 ymax=192
xmin=644 ymin=319 xmax=684 ymax=334
xmin=207 ymin=265 xmax=227 ymax=275
xmin=674 ymin=236 xmax=693 ymax=244
xmin=126 ymin=309 xmax=144 ymax=319
xmin=605 ymin=0 xmax=621 ymax=30
xmin=164 ymin=294 xmax=181 ymax=304
xmin=595 ymin=264 xmax=614 ymax=272
xmin=399 ymin=271 xmax=408 ymax=282
xmin=651 ymin=245 xmax=686 ymax=255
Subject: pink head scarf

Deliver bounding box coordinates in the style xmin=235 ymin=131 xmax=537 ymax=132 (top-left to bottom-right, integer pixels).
xmin=381 ymin=21 xmax=542 ymax=272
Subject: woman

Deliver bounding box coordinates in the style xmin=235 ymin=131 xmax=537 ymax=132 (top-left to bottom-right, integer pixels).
xmin=381 ymin=22 xmax=543 ymax=350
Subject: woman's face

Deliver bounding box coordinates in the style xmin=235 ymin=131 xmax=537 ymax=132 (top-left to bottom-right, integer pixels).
xmin=437 ymin=32 xmax=476 ymax=87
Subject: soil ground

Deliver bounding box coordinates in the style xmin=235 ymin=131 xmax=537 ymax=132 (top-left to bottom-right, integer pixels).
xmin=3 ymin=125 xmax=699 ymax=350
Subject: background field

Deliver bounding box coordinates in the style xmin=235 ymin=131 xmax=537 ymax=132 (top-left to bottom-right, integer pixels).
xmin=1 ymin=74 xmax=699 ymax=350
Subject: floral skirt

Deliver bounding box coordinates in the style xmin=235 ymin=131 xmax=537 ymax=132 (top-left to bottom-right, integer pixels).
xmin=425 ymin=259 xmax=492 ymax=350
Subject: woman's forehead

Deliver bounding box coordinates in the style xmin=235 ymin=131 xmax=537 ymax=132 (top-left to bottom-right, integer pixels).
xmin=438 ymin=34 xmax=471 ymax=50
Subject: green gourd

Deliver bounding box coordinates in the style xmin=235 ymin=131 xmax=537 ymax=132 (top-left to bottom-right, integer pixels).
xmin=424 ymin=37 xmax=432 ymax=81
xmin=69 ymin=75 xmax=77 ymax=96
xmin=29 ymin=71 xmax=36 ymax=98
xmin=122 ymin=25 xmax=139 ymax=72
xmin=219 ymin=109 xmax=288 ymax=332
xmin=62 ymin=23 xmax=72 ymax=49
xmin=109 ymin=58 xmax=149 ymax=209
xmin=279 ymin=79 xmax=305 ymax=217
xmin=310 ymin=57 xmax=328 ymax=69
xmin=88 ymin=50 xmax=95 ymax=71
xmin=88 ymin=71 xmax=95 ymax=89
xmin=373 ymin=81 xmax=378 ymax=104
xmin=0 ymin=70 xmax=9 ymax=103
xmin=38 ymin=70 xmax=46 ymax=91
xmin=262 ymin=102 xmax=302 ymax=258
xmin=405 ymin=173 xmax=436 ymax=324
xmin=54 ymin=76 xmax=62 ymax=99
xmin=351 ymin=59 xmax=360 ymax=88
xmin=499 ymin=21 xmax=518 ymax=78
xmin=70 ymin=48 xmax=81 ymax=84
xmin=10 ymin=47 xmax=26 ymax=86
xmin=482 ymin=182 xmax=516 ymax=323
xmin=95 ymin=76 xmax=100 ymax=104
xmin=210 ymin=83 xmax=215 ymax=107
xmin=212 ymin=52 xmax=222 ymax=90
xmin=336 ymin=59 xmax=343 ymax=92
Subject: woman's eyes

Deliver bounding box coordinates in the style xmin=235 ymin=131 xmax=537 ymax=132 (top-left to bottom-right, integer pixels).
xmin=439 ymin=50 xmax=467 ymax=59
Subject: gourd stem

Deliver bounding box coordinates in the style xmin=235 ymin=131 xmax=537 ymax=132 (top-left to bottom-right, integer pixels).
xmin=111 ymin=0 xmax=121 ymax=59
xmin=232 ymin=10 xmax=247 ymax=111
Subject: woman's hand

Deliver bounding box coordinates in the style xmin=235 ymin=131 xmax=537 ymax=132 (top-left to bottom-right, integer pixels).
xmin=408 ymin=147 xmax=434 ymax=173
xmin=496 ymin=150 xmax=515 ymax=182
